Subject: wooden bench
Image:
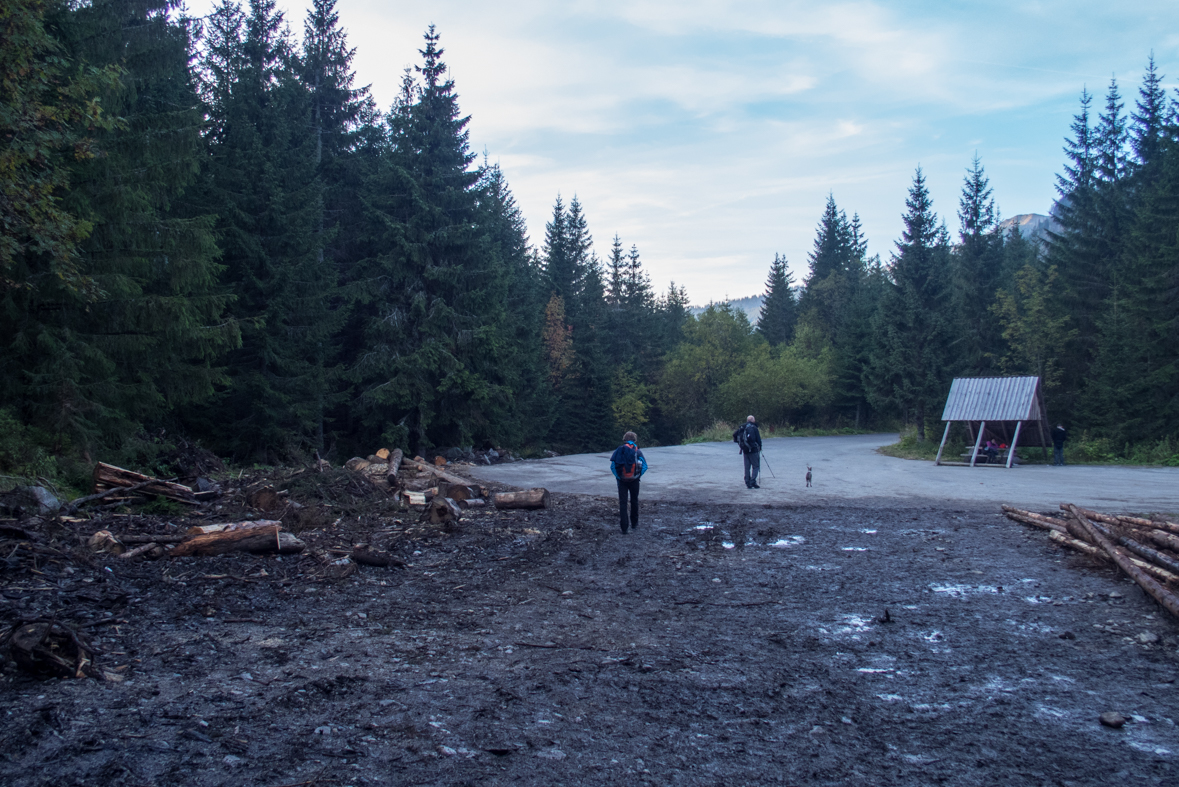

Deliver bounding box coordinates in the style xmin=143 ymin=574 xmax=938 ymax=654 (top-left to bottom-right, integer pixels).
xmin=960 ymin=449 xmax=1009 ymax=465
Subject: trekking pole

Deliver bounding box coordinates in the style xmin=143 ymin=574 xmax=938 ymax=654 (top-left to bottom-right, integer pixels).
xmin=760 ymin=452 xmax=776 ymax=479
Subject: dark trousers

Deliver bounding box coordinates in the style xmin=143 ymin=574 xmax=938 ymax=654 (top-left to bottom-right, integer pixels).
xmin=617 ymin=477 xmax=640 ymax=532
xmin=743 ymin=451 xmax=760 ymax=487
xmin=1053 ymin=446 xmax=1065 ymax=466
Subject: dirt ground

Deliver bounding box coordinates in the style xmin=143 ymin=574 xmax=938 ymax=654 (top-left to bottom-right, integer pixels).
xmin=2 ymin=475 xmax=1178 ymax=786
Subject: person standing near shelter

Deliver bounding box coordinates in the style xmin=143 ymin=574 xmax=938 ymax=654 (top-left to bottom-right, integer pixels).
xmin=733 ymin=415 xmax=763 ymax=489
xmin=610 ymin=431 xmax=647 ymax=533
xmin=1052 ymin=424 xmax=1067 ymax=466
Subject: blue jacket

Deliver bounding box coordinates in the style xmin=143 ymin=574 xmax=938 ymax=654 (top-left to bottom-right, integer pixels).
xmin=610 ymin=441 xmax=648 ymax=480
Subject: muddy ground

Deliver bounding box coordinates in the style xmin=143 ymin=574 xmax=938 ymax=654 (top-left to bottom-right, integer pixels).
xmin=2 ymin=478 xmax=1178 ymax=786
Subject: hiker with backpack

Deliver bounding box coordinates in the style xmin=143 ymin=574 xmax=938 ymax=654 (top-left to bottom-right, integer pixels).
xmin=733 ymin=415 xmax=763 ymax=489
xmin=610 ymin=431 xmax=648 ymax=533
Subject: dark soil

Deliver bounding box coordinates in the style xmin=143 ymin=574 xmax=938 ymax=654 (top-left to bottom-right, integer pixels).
xmin=2 ymin=483 xmax=1178 ymax=786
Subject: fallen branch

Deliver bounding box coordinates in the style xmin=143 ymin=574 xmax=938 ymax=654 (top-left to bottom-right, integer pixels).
xmin=63 ymin=480 xmax=158 ymax=515
xmin=119 ymin=542 xmax=162 ymax=561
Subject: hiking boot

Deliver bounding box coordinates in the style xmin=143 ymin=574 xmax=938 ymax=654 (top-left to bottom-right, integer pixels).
xmin=752 ymin=482 xmax=760 ymax=488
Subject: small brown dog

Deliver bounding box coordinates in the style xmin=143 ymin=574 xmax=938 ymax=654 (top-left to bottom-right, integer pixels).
xmin=806 ymin=465 xmax=812 ymax=487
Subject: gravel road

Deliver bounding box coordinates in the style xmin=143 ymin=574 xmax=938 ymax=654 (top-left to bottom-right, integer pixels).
xmin=469 ymin=434 xmax=1179 ymax=512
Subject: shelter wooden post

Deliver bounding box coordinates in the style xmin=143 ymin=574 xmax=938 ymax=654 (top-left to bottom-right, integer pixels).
xmin=1005 ymin=421 xmax=1023 ymax=468
xmin=970 ymin=421 xmax=986 ymax=467
xmin=934 ymin=421 xmax=951 ymax=466
xmin=1035 ymin=389 xmax=1050 ymax=461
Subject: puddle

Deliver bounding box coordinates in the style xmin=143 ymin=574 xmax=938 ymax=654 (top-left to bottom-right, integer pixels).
xmin=930 ymin=584 xmax=999 ymax=597
xmin=841 ymin=547 xmax=868 ymax=552
xmin=859 ymin=529 xmax=878 ymax=534
xmin=769 ymin=536 xmax=805 ymax=547
xmin=835 ymin=614 xmax=873 ymax=634
xmin=722 ymin=542 xmax=736 ymax=550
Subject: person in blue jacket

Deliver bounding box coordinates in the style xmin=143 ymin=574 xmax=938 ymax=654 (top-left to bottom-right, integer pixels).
xmin=610 ymin=431 xmax=648 ymax=533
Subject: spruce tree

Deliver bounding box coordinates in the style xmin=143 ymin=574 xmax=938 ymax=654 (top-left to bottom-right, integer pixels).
xmin=797 ymin=195 xmax=857 ymax=342
xmin=756 ymin=254 xmax=797 ymax=346
xmin=866 ymin=168 xmax=953 ymax=440
xmin=4 ymin=0 xmax=236 ymax=452
xmin=543 ymin=195 xmax=572 ymax=302
xmin=353 ymin=26 xmax=512 ymax=452
xmin=477 ymin=161 xmax=554 ymax=446
xmin=605 ymin=235 xmax=625 ymax=306
xmin=950 ymin=155 xmax=1004 ymax=375
xmin=194 ymin=0 xmax=331 ymax=460
xmin=1130 ymin=55 xmax=1168 ymax=172
xmin=1086 ymin=71 xmax=1179 ymax=444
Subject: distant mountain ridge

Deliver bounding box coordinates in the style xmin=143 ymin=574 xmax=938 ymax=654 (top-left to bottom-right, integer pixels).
xmin=998 ymin=212 xmax=1061 ymax=245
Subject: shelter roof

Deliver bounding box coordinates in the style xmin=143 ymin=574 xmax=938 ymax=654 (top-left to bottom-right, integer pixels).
xmin=940 ymin=376 xmax=1042 ymax=422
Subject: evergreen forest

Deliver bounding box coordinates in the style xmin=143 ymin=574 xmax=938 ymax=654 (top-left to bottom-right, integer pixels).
xmin=4 ymin=0 xmax=1179 ymax=483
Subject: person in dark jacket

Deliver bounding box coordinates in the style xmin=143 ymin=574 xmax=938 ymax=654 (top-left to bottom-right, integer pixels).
xmin=733 ymin=415 xmax=763 ymax=488
xmin=1052 ymin=424 xmax=1067 ymax=466
xmin=610 ymin=431 xmax=647 ymax=533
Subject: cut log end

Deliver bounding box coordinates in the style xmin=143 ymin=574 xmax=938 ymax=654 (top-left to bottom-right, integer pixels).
xmin=492 ymin=488 xmax=550 ymax=510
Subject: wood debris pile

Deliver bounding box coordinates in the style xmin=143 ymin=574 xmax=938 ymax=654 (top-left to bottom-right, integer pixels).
xmin=1003 ymin=504 xmax=1179 ymax=619
xmin=342 ymin=448 xmax=550 ymax=526
xmin=87 ymin=520 xmax=305 ymax=560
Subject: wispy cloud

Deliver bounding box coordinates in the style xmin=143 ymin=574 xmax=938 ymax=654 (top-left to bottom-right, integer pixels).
xmin=187 ymin=0 xmax=1179 ymax=301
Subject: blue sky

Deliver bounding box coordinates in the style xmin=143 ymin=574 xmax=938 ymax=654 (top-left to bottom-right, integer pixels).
xmin=186 ymin=0 xmax=1179 ymax=304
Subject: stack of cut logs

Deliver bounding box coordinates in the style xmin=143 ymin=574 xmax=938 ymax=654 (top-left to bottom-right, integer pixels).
xmin=1002 ymin=504 xmax=1179 ymax=619
xmin=345 ymin=447 xmax=550 ymax=525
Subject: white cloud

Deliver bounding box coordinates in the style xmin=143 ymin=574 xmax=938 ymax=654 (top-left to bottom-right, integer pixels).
xmin=184 ymin=0 xmax=1179 ymax=300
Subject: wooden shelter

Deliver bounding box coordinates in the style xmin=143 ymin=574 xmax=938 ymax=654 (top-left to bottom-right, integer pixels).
xmin=935 ymin=376 xmax=1049 ymax=468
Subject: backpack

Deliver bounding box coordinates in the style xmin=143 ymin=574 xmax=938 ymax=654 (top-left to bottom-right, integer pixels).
xmin=733 ymin=424 xmax=751 ymax=453
xmin=616 ymin=442 xmax=641 ymax=479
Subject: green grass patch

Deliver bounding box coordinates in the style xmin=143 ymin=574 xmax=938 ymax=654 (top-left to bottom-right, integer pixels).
xmin=682 ymin=421 xmax=880 ymax=445
xmin=682 ymin=421 xmax=738 ymax=445
xmin=877 ymin=428 xmax=952 ymax=460
xmin=879 ymin=428 xmax=1179 ymax=466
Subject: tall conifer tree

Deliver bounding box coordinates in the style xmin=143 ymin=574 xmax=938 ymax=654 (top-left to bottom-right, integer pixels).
xmin=4 ymin=0 xmax=236 ymax=451
xmin=867 ymin=168 xmax=952 ymax=440
xmin=756 ymin=254 xmax=797 ymax=346
xmin=354 ymin=27 xmax=514 ymax=451
xmin=950 ymin=155 xmax=1004 ymax=374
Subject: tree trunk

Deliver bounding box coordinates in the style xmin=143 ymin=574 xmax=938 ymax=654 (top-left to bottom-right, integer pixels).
xmin=1065 ymin=505 xmax=1179 ymax=619
xmin=171 ymin=521 xmax=304 ymax=557
xmin=1001 ymin=506 xmax=1068 ymax=534
xmin=1046 ymin=531 xmax=1179 ymax=583
xmin=492 ymin=488 xmax=550 ymax=510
